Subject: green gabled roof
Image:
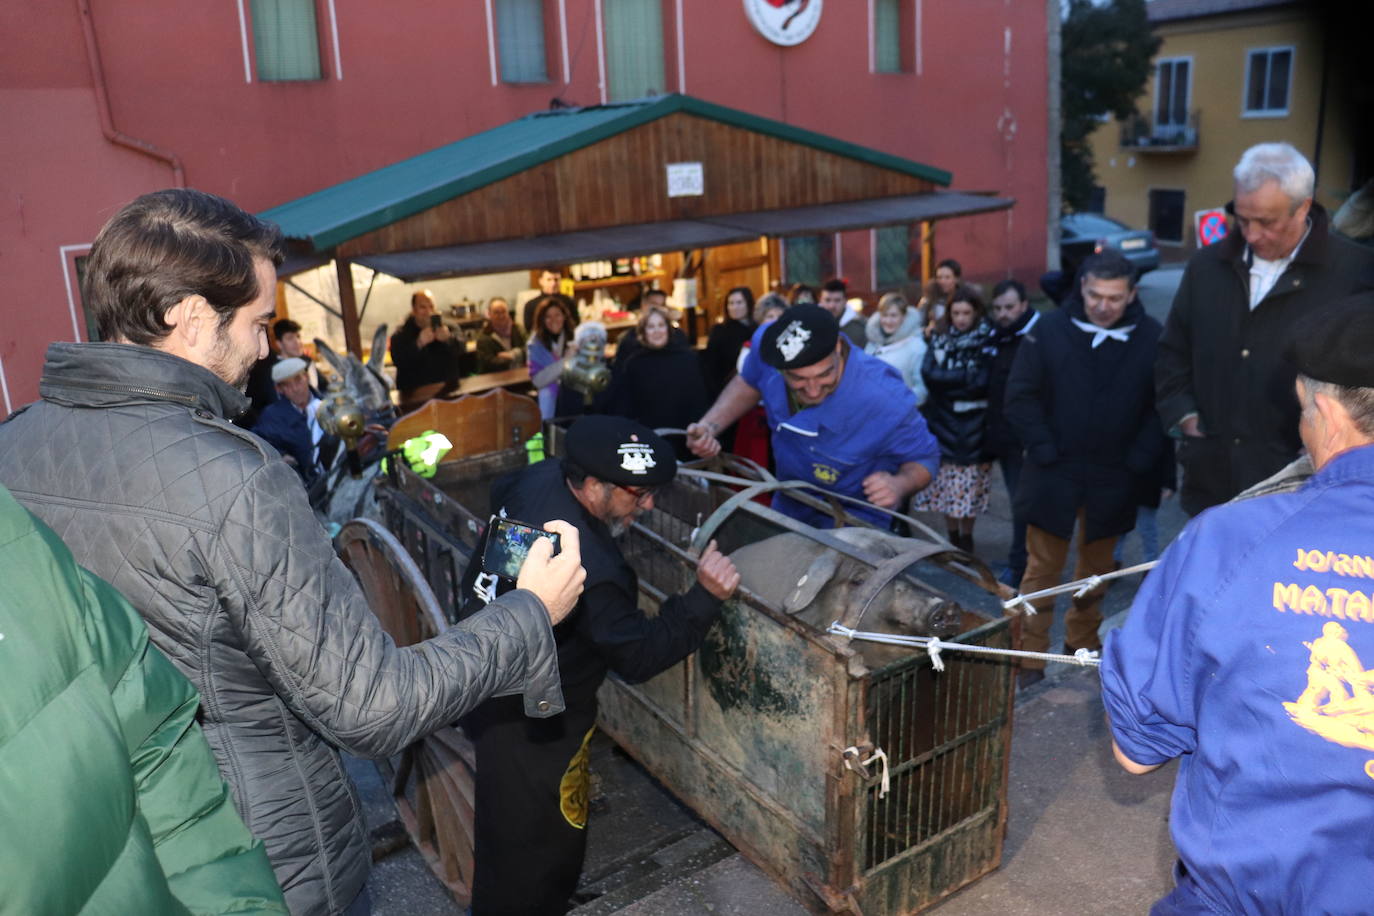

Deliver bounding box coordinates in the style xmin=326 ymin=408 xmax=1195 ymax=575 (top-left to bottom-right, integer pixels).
xmin=260 ymin=93 xmax=953 ymax=252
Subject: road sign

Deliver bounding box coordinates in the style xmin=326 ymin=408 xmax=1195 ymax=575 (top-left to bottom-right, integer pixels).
xmin=1195 ymin=208 xmax=1229 ymax=247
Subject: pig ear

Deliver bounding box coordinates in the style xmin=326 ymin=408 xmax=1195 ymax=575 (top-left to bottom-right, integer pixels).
xmin=784 ymin=552 xmax=841 ymax=614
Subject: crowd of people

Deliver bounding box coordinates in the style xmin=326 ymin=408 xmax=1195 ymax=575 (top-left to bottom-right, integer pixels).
xmin=7 ymin=137 xmax=1374 ymax=915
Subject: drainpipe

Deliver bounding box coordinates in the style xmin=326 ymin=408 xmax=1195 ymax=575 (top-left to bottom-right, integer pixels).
xmin=78 ymin=0 xmax=186 ymax=186
xmin=1045 ymin=0 xmax=1062 ymax=272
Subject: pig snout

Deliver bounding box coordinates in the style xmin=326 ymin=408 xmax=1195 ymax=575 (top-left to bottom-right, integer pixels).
xmin=877 ymin=585 xmax=962 ymax=639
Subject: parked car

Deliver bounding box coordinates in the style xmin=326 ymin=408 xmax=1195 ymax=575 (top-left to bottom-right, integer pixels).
xmin=1060 ymin=212 xmax=1159 ymax=277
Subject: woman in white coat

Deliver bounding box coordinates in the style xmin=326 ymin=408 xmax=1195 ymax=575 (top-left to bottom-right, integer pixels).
xmin=865 ymin=292 xmax=928 ymax=405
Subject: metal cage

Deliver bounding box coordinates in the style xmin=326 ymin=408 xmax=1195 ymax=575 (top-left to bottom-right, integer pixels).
xmin=371 ymin=424 xmax=1014 ymax=913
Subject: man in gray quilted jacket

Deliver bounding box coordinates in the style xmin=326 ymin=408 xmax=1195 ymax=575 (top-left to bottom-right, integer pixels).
xmin=0 ymin=188 xmax=586 ymax=916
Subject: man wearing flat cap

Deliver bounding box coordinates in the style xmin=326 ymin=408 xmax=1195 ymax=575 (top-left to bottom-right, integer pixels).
xmin=1102 ymin=293 xmax=1374 ymax=913
xmin=458 ymin=415 xmax=741 ymax=914
xmin=686 ymin=303 xmax=939 ymax=528
xmin=253 ymin=356 xmax=337 ymax=484
xmin=250 ymin=357 xmax=332 ymax=481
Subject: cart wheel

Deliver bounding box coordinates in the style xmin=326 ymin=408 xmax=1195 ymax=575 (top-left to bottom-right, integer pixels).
xmin=336 ymin=518 xmax=478 ymax=905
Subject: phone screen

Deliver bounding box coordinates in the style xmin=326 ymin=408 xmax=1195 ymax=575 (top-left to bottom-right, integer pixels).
xmin=430 ymin=314 xmax=443 ymax=329
xmin=481 ymin=517 xmax=560 ymax=580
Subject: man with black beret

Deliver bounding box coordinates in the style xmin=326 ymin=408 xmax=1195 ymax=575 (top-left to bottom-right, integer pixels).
xmin=458 ymin=415 xmax=740 ymax=914
xmin=1102 ymin=294 xmax=1374 ymax=913
xmin=686 ymin=303 xmax=939 ymax=528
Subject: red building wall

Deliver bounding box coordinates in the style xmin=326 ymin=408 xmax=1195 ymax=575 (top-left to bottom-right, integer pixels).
xmin=0 ymin=0 xmax=1049 ymax=407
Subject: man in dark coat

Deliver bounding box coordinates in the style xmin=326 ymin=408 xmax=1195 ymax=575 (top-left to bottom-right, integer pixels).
xmin=389 ymin=289 xmax=468 ymax=403
xmin=1156 ymin=142 xmax=1374 ymax=516
xmin=1006 ymin=251 xmax=1165 ymax=687
xmin=984 ymin=279 xmax=1040 ymax=586
xmin=458 ymin=416 xmax=740 ymax=914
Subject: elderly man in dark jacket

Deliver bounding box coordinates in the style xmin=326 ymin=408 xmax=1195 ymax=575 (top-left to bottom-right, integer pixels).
xmin=1156 ymin=142 xmax=1374 ymax=516
xmin=0 ymin=189 xmax=587 ymax=916
xmin=1006 ymin=251 xmax=1165 ymax=688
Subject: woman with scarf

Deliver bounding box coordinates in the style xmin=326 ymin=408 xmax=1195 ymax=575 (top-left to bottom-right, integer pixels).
xmin=528 ymin=295 xmax=576 ymax=419
xmin=864 ymin=291 xmax=928 ymax=405
xmin=912 ymin=285 xmax=995 ymax=552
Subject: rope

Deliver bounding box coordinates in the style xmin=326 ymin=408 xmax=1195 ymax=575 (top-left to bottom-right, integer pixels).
xmin=842 ymin=745 xmax=891 ymax=798
xmin=828 ymin=622 xmax=1102 ymax=669
xmin=1002 ymin=560 xmax=1158 ymax=615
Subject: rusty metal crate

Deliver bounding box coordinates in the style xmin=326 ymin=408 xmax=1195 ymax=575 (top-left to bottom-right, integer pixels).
xmin=371 ymin=424 xmax=1014 ymax=913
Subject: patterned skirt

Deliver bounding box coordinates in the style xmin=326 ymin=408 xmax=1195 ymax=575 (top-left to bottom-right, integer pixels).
xmin=911 ymin=461 xmax=993 ymax=517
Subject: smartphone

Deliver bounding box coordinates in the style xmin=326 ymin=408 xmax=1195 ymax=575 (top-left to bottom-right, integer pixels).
xmin=481 ymin=516 xmax=560 ymax=580
xmin=430 ymin=314 xmax=443 ymax=330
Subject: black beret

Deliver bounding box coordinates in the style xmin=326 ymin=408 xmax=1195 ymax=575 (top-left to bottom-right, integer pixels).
xmin=759 ymin=304 xmax=840 ymax=370
xmin=1286 ymin=293 xmax=1374 ymax=389
xmin=564 ymin=415 xmax=676 ymax=486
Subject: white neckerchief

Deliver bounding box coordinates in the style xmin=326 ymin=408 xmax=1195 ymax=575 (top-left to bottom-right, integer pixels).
xmin=1070 ymin=317 xmax=1135 ymax=348
xmin=302 ymin=397 xmax=324 ymax=466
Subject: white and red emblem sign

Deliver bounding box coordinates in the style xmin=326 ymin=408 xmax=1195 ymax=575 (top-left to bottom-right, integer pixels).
xmin=743 ymin=0 xmax=822 ymax=47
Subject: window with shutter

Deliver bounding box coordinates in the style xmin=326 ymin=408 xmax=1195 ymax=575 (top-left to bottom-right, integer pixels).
xmin=251 ymin=0 xmax=322 ymax=82
xmin=497 ymin=0 xmax=549 ymax=83
xmin=604 ymin=0 xmax=666 ymax=102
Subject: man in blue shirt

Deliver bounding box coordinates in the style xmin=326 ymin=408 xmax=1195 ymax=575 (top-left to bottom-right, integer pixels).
xmin=1102 ymin=295 xmax=1374 ymax=914
xmin=687 ymin=304 xmax=938 ymax=528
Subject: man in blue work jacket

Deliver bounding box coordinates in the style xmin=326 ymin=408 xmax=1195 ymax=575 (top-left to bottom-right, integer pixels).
xmin=687 ymin=303 xmax=939 ymax=528
xmin=1102 ymin=294 xmax=1374 ymax=914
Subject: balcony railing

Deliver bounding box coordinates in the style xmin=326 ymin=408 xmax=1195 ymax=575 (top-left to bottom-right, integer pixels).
xmin=1120 ymin=111 xmax=1200 ymax=152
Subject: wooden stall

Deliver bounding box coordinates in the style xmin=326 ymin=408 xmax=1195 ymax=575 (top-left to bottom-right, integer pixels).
xmin=261 ymin=94 xmax=1012 ymax=356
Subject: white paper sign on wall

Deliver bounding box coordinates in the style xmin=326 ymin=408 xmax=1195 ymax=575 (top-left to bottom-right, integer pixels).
xmin=743 ymin=0 xmax=823 ymax=47
xmin=666 ymin=162 xmax=704 ymax=198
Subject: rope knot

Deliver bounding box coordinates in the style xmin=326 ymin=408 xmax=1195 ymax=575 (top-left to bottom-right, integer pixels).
xmin=926 ymin=637 xmax=946 ymax=672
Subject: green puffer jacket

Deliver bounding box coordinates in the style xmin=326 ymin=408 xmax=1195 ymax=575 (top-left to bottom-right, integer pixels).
xmin=0 ymin=485 xmax=286 ymax=915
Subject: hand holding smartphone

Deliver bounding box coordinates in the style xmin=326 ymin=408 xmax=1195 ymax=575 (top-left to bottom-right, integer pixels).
xmin=482 ymin=516 xmax=561 ymax=580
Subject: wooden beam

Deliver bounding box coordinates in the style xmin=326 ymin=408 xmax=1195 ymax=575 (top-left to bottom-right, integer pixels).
xmin=920 ymin=221 xmax=934 ymax=286
xmin=336 ymin=257 xmax=362 ymax=357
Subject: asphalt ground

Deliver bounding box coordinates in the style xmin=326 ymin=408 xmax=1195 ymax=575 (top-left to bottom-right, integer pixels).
xmin=357 ymin=267 xmax=1192 ymax=914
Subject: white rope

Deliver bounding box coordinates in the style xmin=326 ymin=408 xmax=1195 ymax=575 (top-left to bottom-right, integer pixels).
xmin=473 ymin=571 xmax=498 ymax=604
xmin=829 ymin=622 xmax=1102 ymax=668
xmin=1002 ymin=560 xmax=1158 ymax=615
xmin=842 ymin=745 xmax=891 ymax=798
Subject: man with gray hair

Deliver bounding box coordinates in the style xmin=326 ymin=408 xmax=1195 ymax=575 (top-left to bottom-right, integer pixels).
xmin=1156 ymin=141 xmax=1374 ymax=515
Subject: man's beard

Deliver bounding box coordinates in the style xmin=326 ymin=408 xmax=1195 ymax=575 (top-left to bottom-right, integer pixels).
xmin=207 ymin=331 xmax=256 ymax=391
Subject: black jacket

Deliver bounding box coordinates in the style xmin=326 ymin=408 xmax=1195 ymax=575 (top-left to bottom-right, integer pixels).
xmin=461 ymin=459 xmax=721 ymax=711
xmin=389 ymin=315 xmax=466 ymax=391
xmin=603 ymin=339 xmax=710 ymax=454
xmin=701 ymin=318 xmax=754 ymax=399
xmin=1005 ymin=296 xmax=1165 ymax=541
xmin=1156 ymin=204 xmax=1374 ymax=515
xmin=920 ymin=320 xmax=995 ymax=465
xmin=238 ymin=351 xmax=279 ymax=427
xmin=984 ymin=308 xmax=1040 ymax=459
